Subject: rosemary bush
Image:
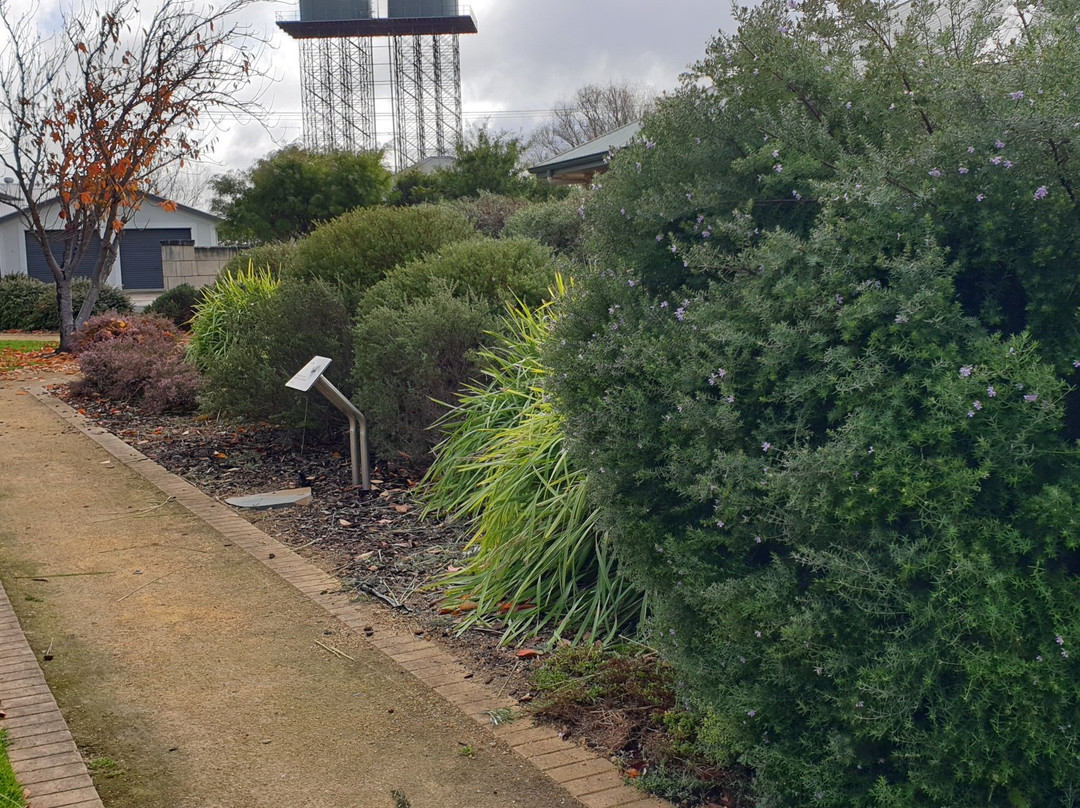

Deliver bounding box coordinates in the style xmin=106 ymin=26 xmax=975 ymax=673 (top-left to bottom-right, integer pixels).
xmin=549 ymin=0 xmax=1080 ymax=804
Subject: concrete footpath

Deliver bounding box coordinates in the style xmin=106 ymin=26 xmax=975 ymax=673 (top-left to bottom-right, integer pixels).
xmin=0 ymin=379 xmax=665 ymax=808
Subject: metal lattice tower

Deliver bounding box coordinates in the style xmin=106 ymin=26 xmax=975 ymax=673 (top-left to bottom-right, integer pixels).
xmin=278 ymin=2 xmax=477 ymax=171
xmin=298 ymin=37 xmax=377 ymax=153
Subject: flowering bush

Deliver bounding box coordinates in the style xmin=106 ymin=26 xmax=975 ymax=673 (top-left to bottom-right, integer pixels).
xmin=549 ymin=0 xmax=1080 ymax=804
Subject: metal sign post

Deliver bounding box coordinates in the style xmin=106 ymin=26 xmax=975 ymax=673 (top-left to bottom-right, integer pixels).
xmin=286 ymin=356 xmax=371 ymax=490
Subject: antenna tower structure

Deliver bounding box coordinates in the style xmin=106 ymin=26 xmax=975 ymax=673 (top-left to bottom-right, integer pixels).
xmin=278 ymin=0 xmax=477 ymax=171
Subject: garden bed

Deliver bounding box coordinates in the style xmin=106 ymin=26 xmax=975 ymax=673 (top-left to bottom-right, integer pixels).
xmin=54 ymin=387 xmax=750 ymax=808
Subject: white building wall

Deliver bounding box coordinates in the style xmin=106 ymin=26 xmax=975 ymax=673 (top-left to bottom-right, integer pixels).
xmin=0 ymin=198 xmax=219 ymax=288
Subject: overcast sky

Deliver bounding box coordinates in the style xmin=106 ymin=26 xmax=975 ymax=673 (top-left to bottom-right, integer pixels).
xmin=205 ymin=0 xmax=736 ymax=177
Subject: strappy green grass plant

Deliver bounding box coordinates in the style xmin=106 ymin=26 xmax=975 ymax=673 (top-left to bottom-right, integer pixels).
xmin=0 ymin=730 xmax=27 ymax=808
xmin=186 ymin=262 xmax=279 ymax=369
xmin=421 ymin=281 xmax=644 ymax=645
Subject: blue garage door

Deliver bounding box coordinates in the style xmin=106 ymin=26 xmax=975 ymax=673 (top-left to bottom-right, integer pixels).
xmin=119 ymin=228 xmax=191 ymax=290
xmin=24 ymin=231 xmax=103 ymax=282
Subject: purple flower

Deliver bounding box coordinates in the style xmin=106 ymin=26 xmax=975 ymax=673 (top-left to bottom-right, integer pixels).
xmin=929 ymin=168 xmax=942 ymax=177
xmin=792 ymin=190 xmax=802 ymax=200
xmin=1073 ymin=361 xmax=1080 ymax=369
xmin=1003 ymin=160 xmax=1013 ymax=169
xmin=824 ymin=65 xmax=832 ymax=73
xmin=774 ymin=163 xmax=783 ymax=173
xmin=1057 ymin=635 xmax=1065 ymax=645
xmin=1010 ymin=91 xmax=1025 ymax=101
xmin=1034 ymin=185 xmax=1049 ymax=200
xmin=958 ymin=166 xmax=969 ymax=174
xmin=656 ymin=234 xmax=663 ymax=242
xmin=747 ymin=710 xmax=757 ymax=717
xmin=772 ymin=150 xmax=779 ymax=158
xmin=967 ymin=410 xmax=975 ymax=418
xmin=1024 ymin=394 xmax=1039 ymax=402
xmin=645 ymin=140 xmax=656 ymax=149
xmin=968 ymin=146 xmax=976 ymax=154
xmin=762 ymin=441 xmax=772 ymax=452
xmin=959 ymin=365 xmax=973 ymax=377
xmin=660 ymin=300 xmax=669 ymax=308
xmin=995 ymin=140 xmax=1006 ymax=149
xmin=987 ymin=386 xmax=997 ymax=397
xmin=675 ymin=307 xmax=686 ymax=321
xmin=977 ymin=194 xmax=986 ymax=202
xmin=990 ymin=156 xmax=1003 ymax=166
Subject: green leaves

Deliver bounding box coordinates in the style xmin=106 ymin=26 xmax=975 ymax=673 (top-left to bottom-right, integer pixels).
xmin=549 ymin=0 xmax=1080 ymax=803
xmin=421 ymin=291 xmax=645 ymax=645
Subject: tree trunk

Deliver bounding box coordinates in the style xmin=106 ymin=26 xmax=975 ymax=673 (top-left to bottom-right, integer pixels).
xmin=55 ymin=273 xmax=76 ymax=353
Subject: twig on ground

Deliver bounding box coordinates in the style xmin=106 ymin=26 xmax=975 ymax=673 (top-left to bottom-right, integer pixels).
xmin=355 ymin=581 xmax=411 ymax=612
xmin=496 ymin=659 xmax=522 ymax=699
xmin=315 ymin=639 xmax=355 ymax=661
xmin=117 ymin=572 xmax=174 ymax=602
xmin=90 ymin=497 xmax=177 ymax=522
xmin=14 ymin=571 xmax=115 ymax=579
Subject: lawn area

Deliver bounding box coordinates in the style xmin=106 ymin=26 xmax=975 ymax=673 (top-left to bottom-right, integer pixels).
xmin=0 ymin=730 xmax=27 ymax=808
xmin=0 ymin=339 xmax=64 ymax=374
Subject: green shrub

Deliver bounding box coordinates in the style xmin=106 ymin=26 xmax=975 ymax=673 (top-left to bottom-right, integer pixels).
xmin=24 ymin=278 xmax=133 ymax=331
xmin=72 ymin=313 xmax=198 ymax=413
xmin=217 ymin=241 xmax=298 ymax=279
xmin=548 ymin=1 xmax=1080 ymax=805
xmin=187 ymin=265 xmax=279 ymax=370
xmin=502 ymin=194 xmax=588 ymax=258
xmin=422 ymin=292 xmax=644 ymax=645
xmin=352 ymin=282 xmax=492 ymax=461
xmin=358 ymin=237 xmax=557 ymax=319
xmin=447 ymin=192 xmax=530 ymax=238
xmin=198 ymin=277 xmax=353 ymax=427
xmin=289 ymin=204 xmax=475 ymax=306
xmin=144 ymin=284 xmax=204 ymax=328
xmin=0 ymin=274 xmax=50 ymax=330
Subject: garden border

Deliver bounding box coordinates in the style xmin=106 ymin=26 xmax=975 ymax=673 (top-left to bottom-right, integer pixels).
xmin=26 ymin=386 xmax=667 ymax=808
xmin=0 ymin=577 xmax=106 ymax=808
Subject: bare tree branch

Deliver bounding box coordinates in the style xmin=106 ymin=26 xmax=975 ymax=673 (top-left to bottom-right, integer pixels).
xmin=528 ymin=81 xmax=655 ymax=162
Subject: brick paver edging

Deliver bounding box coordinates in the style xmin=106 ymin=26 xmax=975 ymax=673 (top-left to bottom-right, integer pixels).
xmin=0 ymin=578 xmax=106 ymax=808
xmin=27 ymin=387 xmax=667 ymax=808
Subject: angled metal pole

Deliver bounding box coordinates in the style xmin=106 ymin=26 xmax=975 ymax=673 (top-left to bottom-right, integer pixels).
xmin=286 ymin=357 xmax=371 ymax=490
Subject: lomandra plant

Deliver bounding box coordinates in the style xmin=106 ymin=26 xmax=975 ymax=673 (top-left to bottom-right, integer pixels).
xmin=422 ymin=285 xmax=644 ymax=645
xmin=186 ymin=263 xmax=279 ymax=369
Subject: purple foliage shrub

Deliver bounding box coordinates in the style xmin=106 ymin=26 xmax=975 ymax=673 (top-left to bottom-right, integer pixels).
xmin=72 ymin=312 xmax=200 ymax=413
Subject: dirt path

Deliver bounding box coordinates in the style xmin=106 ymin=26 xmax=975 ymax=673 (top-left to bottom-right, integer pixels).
xmin=0 ymin=379 xmax=580 ymax=808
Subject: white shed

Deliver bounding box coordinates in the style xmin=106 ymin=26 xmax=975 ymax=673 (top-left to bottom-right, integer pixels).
xmin=0 ymin=195 xmax=221 ymax=291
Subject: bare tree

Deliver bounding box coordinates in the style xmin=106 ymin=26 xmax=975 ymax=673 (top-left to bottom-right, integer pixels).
xmin=528 ymin=81 xmax=655 ymax=161
xmin=0 ymin=0 xmax=263 ymax=350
